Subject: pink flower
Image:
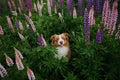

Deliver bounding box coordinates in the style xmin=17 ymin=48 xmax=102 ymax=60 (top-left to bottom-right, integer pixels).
xmin=4 ymin=53 xmax=14 ymax=67
xmin=115 ymin=23 xmax=120 ymax=40
xmin=24 ymin=14 xmax=36 ymax=32
xmin=18 ymin=0 xmax=23 ymax=10
xmin=11 ymin=0 xmax=16 ymax=11
xmin=18 ymin=32 xmax=25 ymax=40
xmin=37 ymin=1 xmax=43 ymax=16
xmin=29 ymin=10 xmax=32 ymax=17
xmin=6 ymin=16 xmax=15 ymax=32
xmin=27 ymin=67 xmax=35 ymax=80
xmin=34 ymin=3 xmax=37 ymax=12
xmin=18 ymin=7 xmax=22 ymax=14
xmin=7 ymin=0 xmax=12 ymax=11
xmin=15 ymin=56 xmax=24 ymax=70
xmin=89 ymin=6 xmax=95 ymax=26
xmin=58 ymin=12 xmax=64 ymax=22
xmin=73 ymin=7 xmax=77 ymax=19
xmin=14 ymin=47 xmax=23 ymax=59
xmin=19 ymin=20 xmax=24 ymax=30
xmin=47 ymin=0 xmax=52 ymax=16
xmin=108 ymin=0 xmax=118 ymax=35
xmin=0 ymin=63 xmax=8 ymax=77
xmin=0 ymin=25 xmax=4 ymax=35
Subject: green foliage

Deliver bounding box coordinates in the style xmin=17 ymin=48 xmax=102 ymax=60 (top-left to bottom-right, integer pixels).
xmin=0 ymin=0 xmax=120 ymax=80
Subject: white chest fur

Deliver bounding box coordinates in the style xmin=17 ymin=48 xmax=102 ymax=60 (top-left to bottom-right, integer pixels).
xmin=55 ymin=46 xmax=69 ymax=59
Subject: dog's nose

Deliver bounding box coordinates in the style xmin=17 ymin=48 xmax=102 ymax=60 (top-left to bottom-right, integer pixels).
xmin=60 ymin=41 xmax=63 ymax=44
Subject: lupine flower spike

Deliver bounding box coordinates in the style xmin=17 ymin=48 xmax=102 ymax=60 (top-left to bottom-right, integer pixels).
xmin=26 ymin=0 xmax=32 ymax=11
xmin=6 ymin=16 xmax=14 ymax=32
xmin=78 ymin=0 xmax=82 ymax=16
xmin=37 ymin=1 xmax=43 ymax=16
xmin=18 ymin=7 xmax=22 ymax=14
xmin=27 ymin=67 xmax=35 ymax=80
xmin=34 ymin=3 xmax=37 ymax=12
xmin=102 ymin=0 xmax=110 ymax=26
xmin=7 ymin=0 xmax=12 ymax=11
xmin=96 ymin=26 xmax=103 ymax=44
xmin=58 ymin=12 xmax=64 ymax=22
xmin=18 ymin=32 xmax=25 ymax=40
xmin=28 ymin=11 xmax=32 ymax=17
xmin=67 ymin=0 xmax=73 ymax=15
xmin=115 ymin=23 xmax=120 ymax=40
xmin=11 ymin=0 xmax=16 ymax=11
xmin=60 ymin=0 xmax=63 ymax=9
xmin=73 ymin=7 xmax=77 ymax=19
xmin=24 ymin=14 xmax=36 ymax=32
xmin=0 ymin=25 xmax=4 ymax=35
xmin=86 ymin=0 xmax=93 ymax=11
xmin=18 ymin=0 xmax=23 ymax=10
xmin=89 ymin=6 xmax=95 ymax=26
xmin=19 ymin=20 xmax=24 ymax=30
xmin=0 ymin=63 xmax=8 ymax=77
xmin=14 ymin=47 xmax=23 ymax=59
xmin=47 ymin=0 xmax=52 ymax=16
xmin=37 ymin=33 xmax=47 ymax=46
xmin=4 ymin=53 xmax=14 ymax=67
xmin=15 ymin=56 xmax=24 ymax=70
xmin=108 ymin=0 xmax=118 ymax=35
xmin=84 ymin=8 xmax=90 ymax=45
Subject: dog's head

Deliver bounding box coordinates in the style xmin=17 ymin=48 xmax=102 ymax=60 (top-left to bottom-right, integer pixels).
xmin=50 ymin=33 xmax=69 ymax=47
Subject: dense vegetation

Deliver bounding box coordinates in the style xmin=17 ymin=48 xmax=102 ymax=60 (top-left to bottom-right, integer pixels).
xmin=0 ymin=0 xmax=120 ymax=80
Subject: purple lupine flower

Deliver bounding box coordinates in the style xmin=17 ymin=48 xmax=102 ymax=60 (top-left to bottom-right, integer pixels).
xmin=21 ymin=0 xmax=25 ymax=9
xmin=0 ymin=63 xmax=8 ymax=77
xmin=37 ymin=33 xmax=47 ymax=47
xmin=94 ymin=0 xmax=103 ymax=16
xmin=108 ymin=8 xmax=118 ymax=35
xmin=60 ymin=0 xmax=63 ymax=8
xmin=67 ymin=0 xmax=73 ymax=15
xmin=78 ymin=0 xmax=82 ymax=16
xmin=102 ymin=0 xmax=109 ymax=22
xmin=52 ymin=0 xmax=56 ymax=8
xmin=18 ymin=32 xmax=25 ymax=40
xmin=102 ymin=0 xmax=110 ymax=30
xmin=26 ymin=0 xmax=32 ymax=10
xmin=16 ymin=56 xmax=24 ymax=70
xmin=24 ymin=14 xmax=36 ymax=32
xmin=86 ymin=0 xmax=93 ymax=11
xmin=96 ymin=27 xmax=103 ymax=44
xmin=15 ymin=20 xmax=19 ymax=28
xmin=84 ymin=8 xmax=90 ymax=45
xmin=108 ymin=0 xmax=118 ymax=35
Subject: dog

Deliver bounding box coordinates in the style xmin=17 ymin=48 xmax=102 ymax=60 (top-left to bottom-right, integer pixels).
xmin=50 ymin=33 xmax=71 ymax=60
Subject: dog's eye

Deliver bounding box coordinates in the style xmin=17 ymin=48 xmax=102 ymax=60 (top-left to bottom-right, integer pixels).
xmin=61 ymin=36 xmax=66 ymax=40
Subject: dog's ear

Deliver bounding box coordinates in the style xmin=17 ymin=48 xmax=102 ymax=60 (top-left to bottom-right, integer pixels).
xmin=50 ymin=34 xmax=57 ymax=40
xmin=63 ymin=33 xmax=69 ymax=40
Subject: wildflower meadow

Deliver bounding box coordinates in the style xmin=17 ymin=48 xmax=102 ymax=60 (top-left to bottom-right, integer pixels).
xmin=0 ymin=0 xmax=120 ymax=80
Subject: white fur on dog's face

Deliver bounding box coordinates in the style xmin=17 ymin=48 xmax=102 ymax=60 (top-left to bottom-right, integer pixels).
xmin=58 ymin=35 xmax=64 ymax=46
